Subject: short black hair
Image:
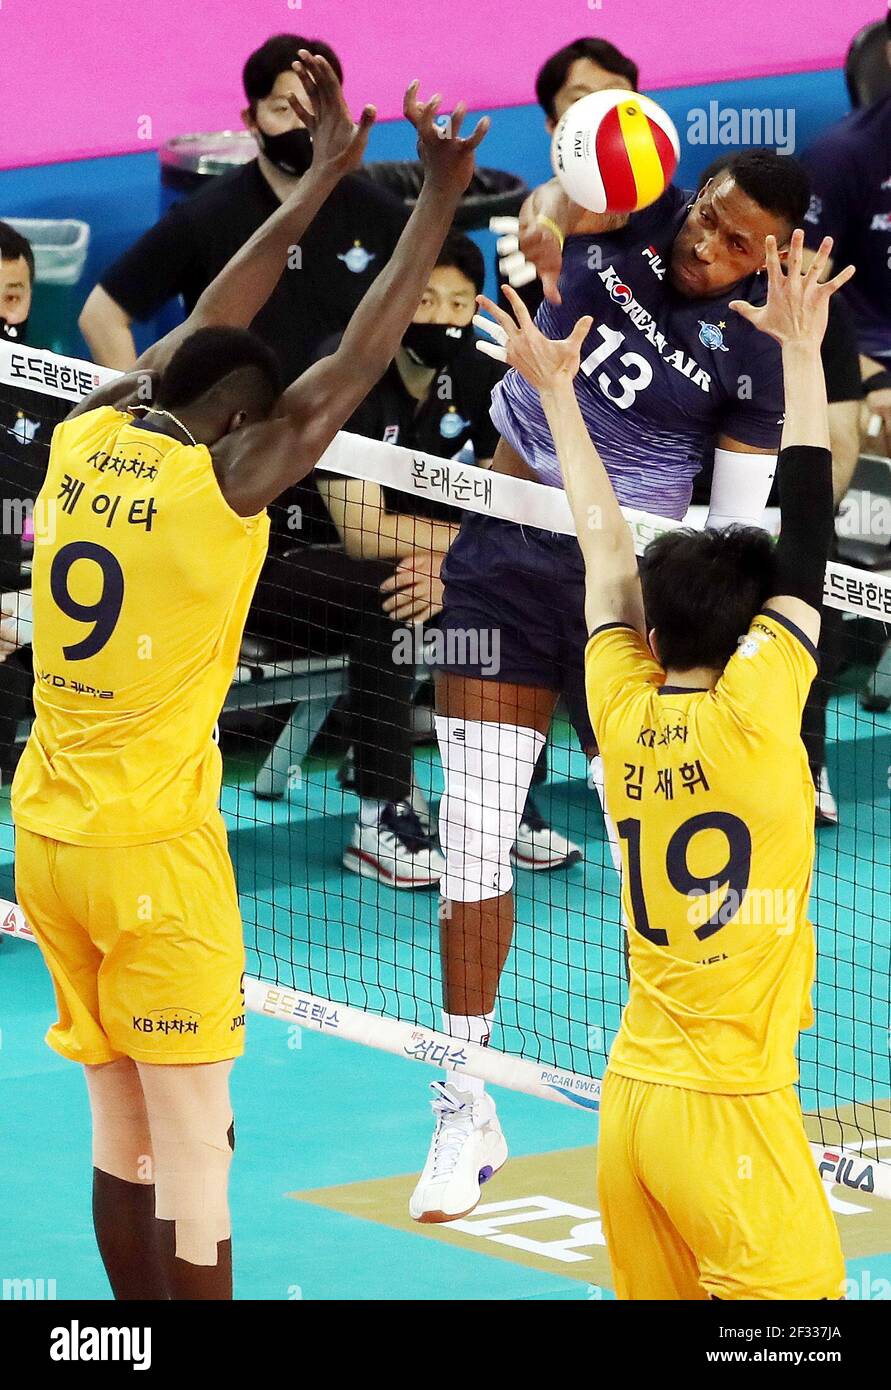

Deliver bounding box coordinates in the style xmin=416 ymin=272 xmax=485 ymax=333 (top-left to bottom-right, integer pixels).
xmin=535 ymin=38 xmax=639 ymax=120
xmin=434 ymin=232 xmax=485 ymax=295
xmin=697 ymin=150 xmax=811 ymax=237
xmin=0 ymin=221 xmax=35 ymax=283
xmin=243 ymin=33 xmax=343 ymax=108
xmin=156 ymin=326 xmax=282 ymax=413
xmin=640 ymin=525 xmax=776 ymax=671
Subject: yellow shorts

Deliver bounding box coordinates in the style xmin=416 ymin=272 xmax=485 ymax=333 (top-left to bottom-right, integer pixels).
xmin=598 ymin=1070 xmax=845 ymax=1300
xmin=15 ymin=812 xmax=246 ymax=1067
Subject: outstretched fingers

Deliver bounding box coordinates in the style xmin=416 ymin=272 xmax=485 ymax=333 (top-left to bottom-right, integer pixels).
xmin=475 ymin=293 xmax=517 ymax=339
xmin=460 ymin=115 xmax=490 ymax=150
xmin=502 ymin=283 xmax=535 ymax=331
xmin=803 ymin=234 xmax=834 ymax=286
xmin=762 ymin=233 xmax=784 ymax=299
xmin=568 ymin=315 xmax=595 ymax=352
xmin=728 ymin=298 xmax=759 ymax=325
xmin=285 ymin=88 xmax=316 ymax=129
xmin=785 ymin=226 xmax=805 ymax=283
xmin=824 ymin=262 xmax=856 ymax=296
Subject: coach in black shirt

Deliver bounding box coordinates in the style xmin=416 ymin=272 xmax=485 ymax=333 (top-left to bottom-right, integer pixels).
xmin=79 ymin=34 xmax=408 ymax=377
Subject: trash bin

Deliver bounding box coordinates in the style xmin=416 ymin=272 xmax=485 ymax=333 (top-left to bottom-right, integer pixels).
xmin=158 ymin=132 xmax=529 ymax=229
xmin=2 ymin=216 xmax=91 ymax=356
xmin=159 ymin=131 xmax=259 ymax=211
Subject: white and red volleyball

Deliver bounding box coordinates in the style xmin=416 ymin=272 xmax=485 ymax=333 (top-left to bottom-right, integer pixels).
xmin=551 ymin=90 xmax=680 ymax=214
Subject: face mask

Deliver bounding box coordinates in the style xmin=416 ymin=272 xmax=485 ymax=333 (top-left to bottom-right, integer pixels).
xmin=256 ymin=126 xmax=313 ymax=177
xmin=402 ymin=322 xmax=471 ymax=370
xmin=1 ymin=317 xmax=28 ymax=342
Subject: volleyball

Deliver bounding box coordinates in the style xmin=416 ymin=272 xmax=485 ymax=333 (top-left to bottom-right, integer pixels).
xmin=551 ymin=89 xmax=680 ymax=214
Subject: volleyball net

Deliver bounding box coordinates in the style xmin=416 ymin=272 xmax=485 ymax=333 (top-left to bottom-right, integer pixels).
xmin=1 ymin=342 xmax=889 ymax=1200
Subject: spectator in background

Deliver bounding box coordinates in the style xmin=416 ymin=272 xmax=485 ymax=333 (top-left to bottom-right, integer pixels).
xmin=801 ymin=7 xmax=891 ymax=452
xmin=0 ymin=221 xmax=34 ymax=342
xmin=691 ymin=156 xmax=863 ymax=826
xmin=535 ymin=35 xmax=638 ymax=131
xmin=248 ymin=234 xmax=579 ymax=883
xmin=79 ymin=33 xmax=408 ymax=378
xmin=499 ymin=37 xmax=638 ymax=316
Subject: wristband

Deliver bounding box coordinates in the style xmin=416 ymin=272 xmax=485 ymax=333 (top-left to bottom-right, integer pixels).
xmin=865 ymin=369 xmax=891 ymax=394
xmin=535 ymin=214 xmax=565 ymax=250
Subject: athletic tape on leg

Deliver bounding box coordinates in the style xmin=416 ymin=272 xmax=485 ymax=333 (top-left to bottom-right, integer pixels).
xmin=139 ymin=1063 xmax=234 ymax=1267
xmin=435 ymin=717 xmax=545 ymax=902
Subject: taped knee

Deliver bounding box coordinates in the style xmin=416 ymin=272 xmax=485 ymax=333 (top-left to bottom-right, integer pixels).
xmin=435 ymin=717 xmax=545 ymax=903
xmin=136 ymin=1060 xmax=234 ymax=1265
xmin=152 ymin=1117 xmax=233 ymax=1267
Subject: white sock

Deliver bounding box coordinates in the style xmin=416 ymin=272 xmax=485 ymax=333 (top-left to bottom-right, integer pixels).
xmin=358 ymin=798 xmax=388 ymax=827
xmin=441 ymin=1009 xmax=494 ymax=1102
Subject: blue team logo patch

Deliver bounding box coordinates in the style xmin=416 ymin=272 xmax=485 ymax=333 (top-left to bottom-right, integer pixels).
xmin=338 ymin=241 xmax=376 ymax=273
xmin=610 ymin=281 xmax=633 ymax=305
xmin=698 ymin=320 xmax=730 ymax=352
xmin=439 ymin=407 xmax=469 ymax=439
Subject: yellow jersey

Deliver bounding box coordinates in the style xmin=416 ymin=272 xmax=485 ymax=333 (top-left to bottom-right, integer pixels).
xmin=12 ymin=406 xmax=269 ymax=846
xmin=585 ymin=612 xmax=818 ymax=1094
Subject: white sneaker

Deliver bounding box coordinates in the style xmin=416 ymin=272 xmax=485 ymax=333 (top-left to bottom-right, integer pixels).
xmin=409 ymin=1082 xmax=508 ymax=1223
xmin=815 ymin=766 xmax=839 ymax=827
xmin=511 ymin=794 xmax=582 ymax=871
xmin=344 ymin=801 xmax=446 ymax=888
xmin=408 ymin=779 xmax=435 ymax=835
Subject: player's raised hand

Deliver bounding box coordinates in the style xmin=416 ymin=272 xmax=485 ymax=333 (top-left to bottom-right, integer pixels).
xmin=729 ymin=231 xmax=855 ymax=348
xmin=474 ymin=285 xmax=593 ymax=392
xmin=287 ymin=50 xmax=376 ymax=178
xmin=404 ymin=82 xmax=489 ymax=197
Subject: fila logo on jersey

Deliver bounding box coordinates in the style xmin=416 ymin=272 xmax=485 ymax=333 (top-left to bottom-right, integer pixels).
xmin=598 ymin=264 xmax=713 ymax=392
xmin=641 ymin=245 xmax=666 ymax=280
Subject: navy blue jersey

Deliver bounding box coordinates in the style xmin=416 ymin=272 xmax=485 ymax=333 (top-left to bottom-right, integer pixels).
xmin=802 ymin=96 xmax=891 ymax=362
xmin=493 ymin=186 xmax=784 ymax=519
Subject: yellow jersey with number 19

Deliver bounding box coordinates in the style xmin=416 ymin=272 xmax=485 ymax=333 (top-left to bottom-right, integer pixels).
xmin=584 ymin=611 xmax=819 ymax=1096
xmin=12 ymin=406 xmax=269 ymax=847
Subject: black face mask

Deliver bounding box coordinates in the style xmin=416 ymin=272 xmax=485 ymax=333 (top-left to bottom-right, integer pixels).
xmin=1 ymin=317 xmax=29 ymax=343
xmin=402 ymin=322 xmax=471 ymax=370
xmin=256 ymin=126 xmax=313 ymax=177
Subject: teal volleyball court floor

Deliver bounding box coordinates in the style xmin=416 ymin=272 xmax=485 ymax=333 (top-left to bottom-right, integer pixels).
xmin=1 ymin=689 xmax=889 ymax=1300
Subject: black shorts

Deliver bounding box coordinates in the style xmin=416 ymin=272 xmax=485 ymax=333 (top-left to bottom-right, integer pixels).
xmin=438 ymin=511 xmax=595 ymax=747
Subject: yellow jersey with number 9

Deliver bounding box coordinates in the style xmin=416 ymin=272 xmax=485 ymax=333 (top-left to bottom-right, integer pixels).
xmin=12 ymin=406 xmax=269 ymax=846
xmin=585 ymin=612 xmax=819 ymax=1095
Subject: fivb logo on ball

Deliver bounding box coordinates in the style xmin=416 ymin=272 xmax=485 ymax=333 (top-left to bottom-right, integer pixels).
xmin=552 ymin=90 xmax=680 ymax=215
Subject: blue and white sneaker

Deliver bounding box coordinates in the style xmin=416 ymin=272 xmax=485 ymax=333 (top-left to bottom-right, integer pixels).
xmin=344 ymin=800 xmax=445 ymax=888
xmin=511 ymin=794 xmax=582 ymax=871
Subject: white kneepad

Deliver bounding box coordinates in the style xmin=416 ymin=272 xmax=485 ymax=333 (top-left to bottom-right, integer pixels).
xmin=435 ymin=717 xmax=545 ymax=902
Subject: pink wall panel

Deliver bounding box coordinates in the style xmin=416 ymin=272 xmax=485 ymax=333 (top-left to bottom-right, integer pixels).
xmin=0 ymin=0 xmax=881 ymax=169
